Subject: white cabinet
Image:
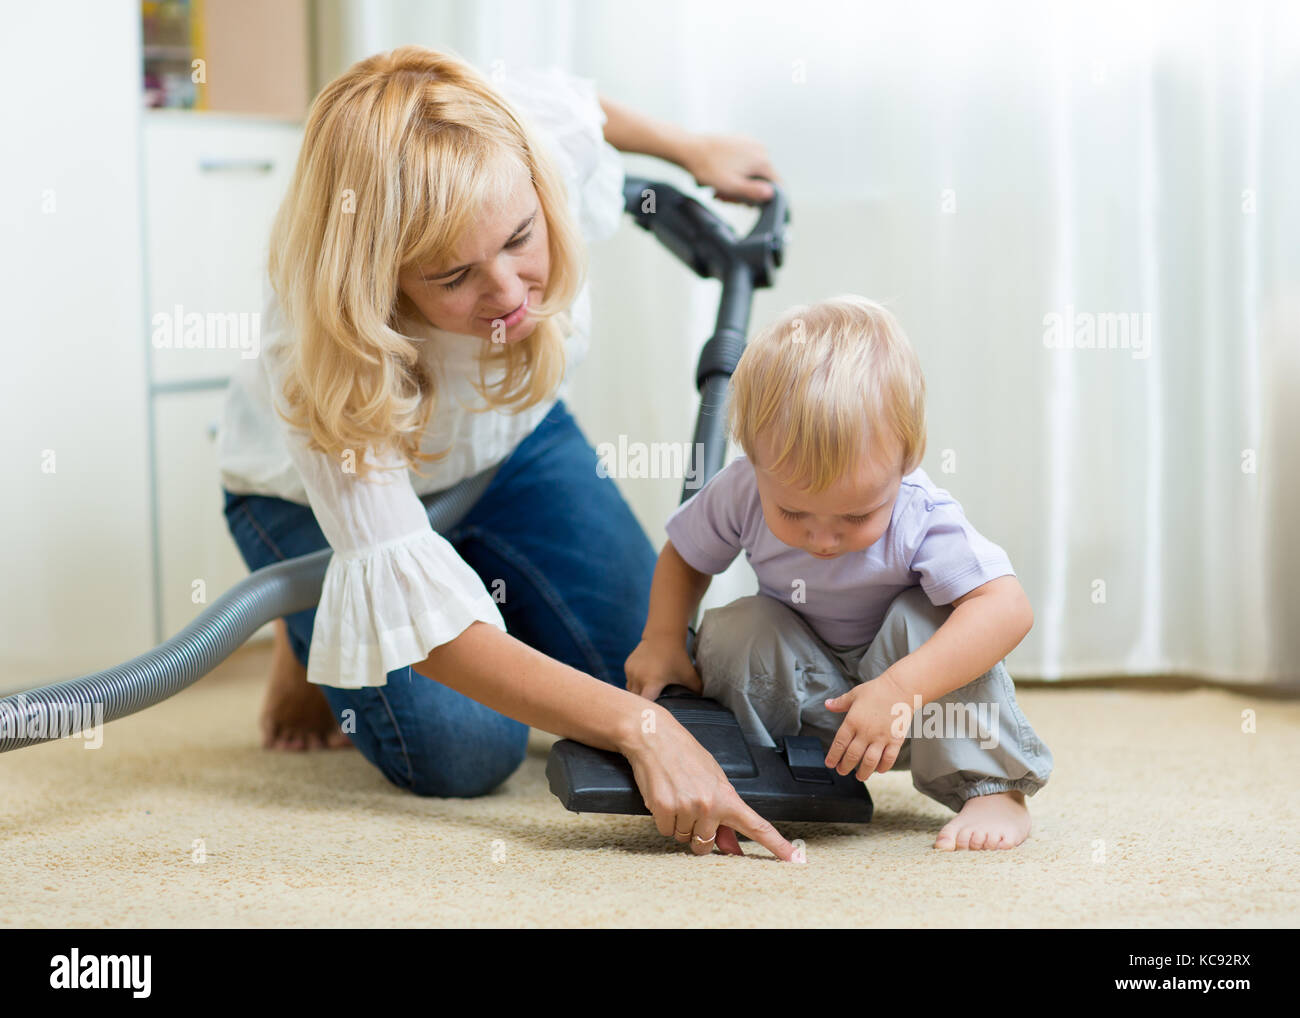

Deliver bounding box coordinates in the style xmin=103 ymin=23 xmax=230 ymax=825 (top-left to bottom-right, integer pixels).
xmin=0 ymin=1 xmax=155 ymax=685
xmin=153 ymin=389 xmax=276 ymax=643
xmin=2 ymin=2 xmax=309 ymax=684
xmin=142 ymin=113 xmax=303 ymax=642
xmin=143 ymin=112 xmax=302 ymax=385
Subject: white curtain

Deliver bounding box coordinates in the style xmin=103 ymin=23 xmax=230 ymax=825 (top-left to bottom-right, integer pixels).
xmin=314 ymin=0 xmax=1300 ymax=686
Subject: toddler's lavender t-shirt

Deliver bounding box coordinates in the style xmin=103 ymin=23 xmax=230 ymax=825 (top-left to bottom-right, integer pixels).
xmin=665 ymin=455 xmax=1016 ymax=649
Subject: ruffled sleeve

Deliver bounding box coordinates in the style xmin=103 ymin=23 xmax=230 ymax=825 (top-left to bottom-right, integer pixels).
xmin=495 ymin=64 xmax=626 ymax=244
xmin=261 ymin=296 xmax=505 ymax=690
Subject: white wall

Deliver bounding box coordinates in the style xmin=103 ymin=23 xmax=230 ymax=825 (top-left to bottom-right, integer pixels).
xmin=0 ymin=1 xmax=154 ymax=689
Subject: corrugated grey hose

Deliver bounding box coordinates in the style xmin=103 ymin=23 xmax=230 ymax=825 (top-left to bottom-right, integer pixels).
xmin=0 ymin=466 xmax=498 ymax=753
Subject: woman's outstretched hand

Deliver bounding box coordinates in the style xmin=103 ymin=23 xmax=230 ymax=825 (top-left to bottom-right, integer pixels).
xmin=415 ymin=621 xmax=797 ymax=860
xmin=621 ymin=703 xmax=799 ymax=861
xmin=681 ymin=132 xmax=783 ymax=205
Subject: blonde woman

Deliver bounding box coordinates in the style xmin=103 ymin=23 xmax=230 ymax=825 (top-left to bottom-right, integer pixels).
xmin=218 ymin=46 xmax=793 ymax=859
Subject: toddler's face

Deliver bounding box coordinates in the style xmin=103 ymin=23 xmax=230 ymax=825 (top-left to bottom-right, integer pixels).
xmin=753 ymin=434 xmax=904 ymax=559
xmin=396 ymin=157 xmax=549 ymax=344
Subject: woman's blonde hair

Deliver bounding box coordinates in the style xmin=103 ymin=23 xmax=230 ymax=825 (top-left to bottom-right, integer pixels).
xmin=268 ymin=45 xmax=586 ymax=481
xmin=727 ymin=296 xmax=927 ymax=492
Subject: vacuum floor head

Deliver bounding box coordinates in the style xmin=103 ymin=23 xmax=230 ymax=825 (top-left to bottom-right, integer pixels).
xmin=546 ymin=686 xmax=873 ymax=824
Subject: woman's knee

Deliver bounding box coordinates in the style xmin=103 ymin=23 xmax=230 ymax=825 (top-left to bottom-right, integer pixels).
xmin=322 ymin=681 xmax=530 ymax=799
xmin=399 ymin=720 xmax=530 ymax=799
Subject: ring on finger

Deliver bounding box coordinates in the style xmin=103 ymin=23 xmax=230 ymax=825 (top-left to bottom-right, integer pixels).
xmin=693 ymin=833 xmax=716 ymax=844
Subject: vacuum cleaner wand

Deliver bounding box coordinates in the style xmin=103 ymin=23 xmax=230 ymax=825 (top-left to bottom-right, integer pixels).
xmin=546 ymin=179 xmax=874 ymax=824
xmin=622 ymin=175 xmax=787 ymax=498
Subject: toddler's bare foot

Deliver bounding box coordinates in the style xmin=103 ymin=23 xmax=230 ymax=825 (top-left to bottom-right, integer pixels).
xmin=260 ymin=620 xmax=353 ymax=751
xmin=933 ymin=789 xmax=1030 ymax=850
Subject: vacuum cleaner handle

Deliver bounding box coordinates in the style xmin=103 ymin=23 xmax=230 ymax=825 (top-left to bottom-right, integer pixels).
xmin=621 ymin=174 xmax=788 ymax=286
xmin=621 ymin=175 xmax=791 ymax=499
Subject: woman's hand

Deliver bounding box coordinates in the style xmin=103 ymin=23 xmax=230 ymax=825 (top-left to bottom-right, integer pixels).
xmin=625 ymin=635 xmax=703 ymax=702
xmin=416 ymin=622 xmax=797 ymax=860
xmin=681 ymin=132 xmax=783 ymax=205
xmin=596 ymin=96 xmax=781 ymax=206
xmin=622 ymin=704 xmax=799 ymax=861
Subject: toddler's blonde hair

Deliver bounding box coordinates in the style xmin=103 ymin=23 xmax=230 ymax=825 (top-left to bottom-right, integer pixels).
xmin=727 ymin=296 xmax=927 ymax=492
xmin=268 ymin=45 xmax=586 ymax=481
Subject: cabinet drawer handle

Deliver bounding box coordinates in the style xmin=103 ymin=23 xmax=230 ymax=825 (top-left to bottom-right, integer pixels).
xmin=198 ymin=158 xmax=274 ymax=174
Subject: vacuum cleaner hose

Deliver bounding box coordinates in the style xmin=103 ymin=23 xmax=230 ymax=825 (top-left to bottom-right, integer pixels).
xmin=0 ymin=467 xmax=497 ymax=753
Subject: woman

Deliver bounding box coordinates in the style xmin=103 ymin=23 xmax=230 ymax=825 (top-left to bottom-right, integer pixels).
xmin=218 ymin=46 xmax=793 ymax=860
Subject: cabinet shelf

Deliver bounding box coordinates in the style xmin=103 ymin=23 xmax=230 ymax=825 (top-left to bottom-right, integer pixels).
xmin=141 ymin=0 xmax=308 ymax=119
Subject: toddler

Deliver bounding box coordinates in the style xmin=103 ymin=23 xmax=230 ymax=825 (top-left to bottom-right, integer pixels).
xmin=624 ymin=296 xmax=1054 ymax=851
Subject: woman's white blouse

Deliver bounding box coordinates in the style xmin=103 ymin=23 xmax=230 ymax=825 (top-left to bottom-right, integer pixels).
xmin=217 ymin=65 xmax=625 ymax=689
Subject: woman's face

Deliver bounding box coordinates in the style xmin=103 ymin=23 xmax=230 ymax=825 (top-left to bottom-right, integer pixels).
xmin=397 ymin=158 xmax=550 ymax=344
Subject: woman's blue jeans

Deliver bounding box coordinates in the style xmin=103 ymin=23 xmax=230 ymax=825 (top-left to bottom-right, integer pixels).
xmin=222 ymin=401 xmax=657 ymax=798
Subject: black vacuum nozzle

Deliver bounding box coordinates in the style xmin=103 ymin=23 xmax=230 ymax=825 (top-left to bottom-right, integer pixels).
xmin=546 ymin=686 xmax=873 ymax=824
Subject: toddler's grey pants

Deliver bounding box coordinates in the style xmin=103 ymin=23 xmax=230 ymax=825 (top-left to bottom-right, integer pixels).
xmin=694 ymin=587 xmax=1054 ymax=813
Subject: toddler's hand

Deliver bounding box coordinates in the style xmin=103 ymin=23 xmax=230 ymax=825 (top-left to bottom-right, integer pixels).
xmin=625 ymin=636 xmax=703 ymax=702
xmin=823 ymin=671 xmax=914 ymax=780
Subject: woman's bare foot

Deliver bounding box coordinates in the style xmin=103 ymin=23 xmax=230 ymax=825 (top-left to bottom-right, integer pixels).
xmin=933 ymin=789 xmax=1030 ymax=850
xmin=260 ymin=620 xmax=354 ymax=751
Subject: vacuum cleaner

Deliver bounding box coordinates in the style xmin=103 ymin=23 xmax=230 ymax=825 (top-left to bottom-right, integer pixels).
xmin=1 ymin=175 xmax=873 ymax=825
xmin=545 ymin=176 xmax=872 ymax=824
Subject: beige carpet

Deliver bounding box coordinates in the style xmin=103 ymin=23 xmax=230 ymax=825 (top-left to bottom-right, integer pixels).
xmin=3 ymin=644 xmax=1298 ymax=928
